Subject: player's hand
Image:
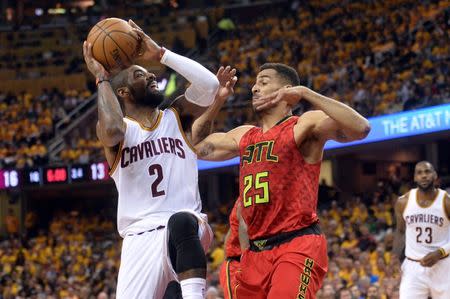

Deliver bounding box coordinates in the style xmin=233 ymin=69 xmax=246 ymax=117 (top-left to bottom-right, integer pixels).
xmin=128 ymin=19 xmax=161 ymax=61
xmin=83 ymin=41 xmax=109 ymax=79
xmin=216 ymin=66 xmax=238 ymax=101
xmin=253 ymin=86 xmax=306 ymax=111
xmin=420 ymin=250 xmax=443 ymax=267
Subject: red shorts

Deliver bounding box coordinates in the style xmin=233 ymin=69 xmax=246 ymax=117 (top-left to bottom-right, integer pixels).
xmin=236 ymin=234 xmax=328 ymax=299
xmin=219 ymin=258 xmax=240 ymax=299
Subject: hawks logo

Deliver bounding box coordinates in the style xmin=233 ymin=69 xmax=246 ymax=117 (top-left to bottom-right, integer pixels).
xmin=241 ymin=140 xmax=278 ymax=165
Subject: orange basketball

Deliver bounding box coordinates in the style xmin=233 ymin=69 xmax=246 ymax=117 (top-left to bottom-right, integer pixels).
xmin=86 ymin=18 xmax=141 ymax=71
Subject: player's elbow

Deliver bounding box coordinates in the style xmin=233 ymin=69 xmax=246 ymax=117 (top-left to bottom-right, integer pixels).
xmin=205 ymin=76 xmax=220 ymax=95
xmin=353 ymin=119 xmax=371 ymax=140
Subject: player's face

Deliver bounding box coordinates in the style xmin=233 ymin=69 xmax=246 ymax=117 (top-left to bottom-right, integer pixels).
xmin=251 ymin=69 xmax=287 ymax=109
xmin=128 ymin=66 xmax=164 ymax=108
xmin=414 ymin=162 xmax=437 ymax=191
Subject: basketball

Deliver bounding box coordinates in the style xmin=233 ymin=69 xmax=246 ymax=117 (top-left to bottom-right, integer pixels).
xmin=86 ymin=18 xmax=141 ymax=71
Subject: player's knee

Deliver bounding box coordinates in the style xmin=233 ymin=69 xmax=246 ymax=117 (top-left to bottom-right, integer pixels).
xmin=168 ymin=212 xmax=199 ymax=242
xmin=162 ymin=281 xmax=182 ymax=299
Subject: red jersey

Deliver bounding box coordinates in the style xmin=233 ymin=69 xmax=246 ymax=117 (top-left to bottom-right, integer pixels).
xmin=239 ymin=116 xmax=321 ymax=240
xmin=225 ymin=199 xmax=241 ymax=258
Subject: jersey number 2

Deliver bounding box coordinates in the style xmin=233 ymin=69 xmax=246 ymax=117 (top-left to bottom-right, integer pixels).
xmin=416 ymin=227 xmax=432 ymax=244
xmin=149 ymin=164 xmax=165 ymax=197
xmin=243 ymin=171 xmax=270 ymax=207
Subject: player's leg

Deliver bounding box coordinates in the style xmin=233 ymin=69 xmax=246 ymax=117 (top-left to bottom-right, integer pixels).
xmin=267 ymin=255 xmax=326 ymax=299
xmin=428 ymin=257 xmax=450 ymax=299
xmin=267 ymin=235 xmax=328 ymax=299
xmin=399 ymin=259 xmax=430 ymax=299
xmin=235 ymin=250 xmax=269 ymax=299
xmin=168 ymin=212 xmax=208 ymax=299
xmin=163 ymin=281 xmax=182 ymax=299
xmin=219 ymin=261 xmax=229 ymax=298
xmin=117 ymin=230 xmax=172 ymax=299
xmin=219 ymin=259 xmax=240 ymax=299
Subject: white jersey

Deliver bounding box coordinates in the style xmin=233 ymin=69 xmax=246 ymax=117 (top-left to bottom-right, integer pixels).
xmin=110 ymin=108 xmax=202 ymax=237
xmin=403 ymin=188 xmax=450 ymax=260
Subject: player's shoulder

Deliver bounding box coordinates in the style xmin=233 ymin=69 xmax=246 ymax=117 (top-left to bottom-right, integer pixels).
xmin=395 ymin=191 xmax=411 ymax=210
xmin=228 ymin=125 xmax=255 ymax=138
xmin=299 ymin=110 xmax=328 ymax=121
xmin=397 ymin=191 xmax=411 ymax=202
xmin=443 ymin=190 xmax=450 ymax=201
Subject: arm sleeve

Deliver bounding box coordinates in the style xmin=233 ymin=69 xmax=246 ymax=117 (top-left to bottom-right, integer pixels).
xmin=160 ymin=49 xmax=219 ymax=107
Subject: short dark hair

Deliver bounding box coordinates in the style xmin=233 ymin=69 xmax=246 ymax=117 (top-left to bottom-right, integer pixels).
xmin=415 ymin=161 xmax=436 ymax=172
xmin=111 ymin=68 xmax=130 ymax=96
xmin=260 ymin=63 xmax=300 ymax=86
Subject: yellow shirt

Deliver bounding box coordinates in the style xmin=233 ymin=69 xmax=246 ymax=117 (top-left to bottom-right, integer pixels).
xmin=210 ymin=247 xmax=225 ymax=270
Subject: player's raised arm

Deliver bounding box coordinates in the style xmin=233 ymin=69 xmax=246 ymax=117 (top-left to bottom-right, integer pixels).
xmin=393 ymin=194 xmax=408 ymax=261
xmin=254 ymin=86 xmax=371 ymax=143
xmin=83 ymin=41 xmax=125 ymax=148
xmin=191 ymin=66 xmax=237 ymax=145
xmin=128 ymin=20 xmax=219 ymax=119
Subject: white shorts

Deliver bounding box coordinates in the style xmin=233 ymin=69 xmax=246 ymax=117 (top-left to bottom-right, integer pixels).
xmin=400 ymin=257 xmax=450 ymax=299
xmin=116 ymin=211 xmax=213 ymax=299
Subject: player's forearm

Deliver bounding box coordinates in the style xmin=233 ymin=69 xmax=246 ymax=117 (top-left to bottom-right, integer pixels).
xmin=393 ymin=230 xmax=406 ymax=257
xmin=191 ymin=95 xmax=226 ymax=145
xmin=301 ymin=87 xmax=371 ymax=140
xmin=97 ymin=82 xmax=125 ymax=146
xmin=161 ymin=50 xmax=219 ymax=107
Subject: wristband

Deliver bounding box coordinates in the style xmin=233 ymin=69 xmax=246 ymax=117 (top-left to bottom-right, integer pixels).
xmin=96 ymin=78 xmax=110 ymax=87
xmin=438 ymin=248 xmax=448 ymax=258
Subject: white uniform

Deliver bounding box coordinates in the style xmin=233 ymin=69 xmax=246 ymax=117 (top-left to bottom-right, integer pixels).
xmin=400 ymin=188 xmax=450 ymax=299
xmin=110 ymin=108 xmax=213 ymax=299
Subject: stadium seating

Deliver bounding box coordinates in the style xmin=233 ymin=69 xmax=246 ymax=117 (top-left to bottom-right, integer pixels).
xmin=0 ymin=1 xmax=448 ymax=166
xmin=0 ymin=2 xmax=449 ymax=297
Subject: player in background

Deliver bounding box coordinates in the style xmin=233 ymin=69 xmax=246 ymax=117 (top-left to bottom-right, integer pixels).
xmin=393 ymin=161 xmax=450 ymax=299
xmin=83 ymin=18 xmax=236 ymax=299
xmin=193 ymin=63 xmax=370 ymax=298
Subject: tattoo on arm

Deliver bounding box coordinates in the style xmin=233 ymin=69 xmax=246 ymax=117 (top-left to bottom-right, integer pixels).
xmin=197 ymin=142 xmax=215 ymax=158
xmin=335 ymin=128 xmax=348 ymax=141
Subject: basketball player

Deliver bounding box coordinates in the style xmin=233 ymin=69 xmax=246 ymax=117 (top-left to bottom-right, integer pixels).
xmin=193 ymin=63 xmax=370 ymax=297
xmin=82 ymin=20 xmax=236 ymax=298
xmin=393 ymin=161 xmax=450 ymax=299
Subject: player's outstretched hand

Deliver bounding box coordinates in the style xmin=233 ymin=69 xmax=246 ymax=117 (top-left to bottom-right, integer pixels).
xmin=216 ymin=66 xmax=238 ymax=101
xmin=420 ymin=250 xmax=442 ymax=267
xmin=253 ymin=86 xmax=306 ymax=111
xmin=83 ymin=41 xmax=109 ymax=79
xmin=128 ymin=19 xmax=161 ymax=62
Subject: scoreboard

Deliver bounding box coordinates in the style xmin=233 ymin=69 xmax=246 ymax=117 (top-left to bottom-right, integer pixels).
xmin=0 ymin=161 xmax=110 ymax=190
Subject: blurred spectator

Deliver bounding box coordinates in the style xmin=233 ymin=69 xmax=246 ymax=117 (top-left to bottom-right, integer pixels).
xmin=337 ymin=288 xmax=352 ymax=299
xmin=205 ymin=286 xmax=221 ymax=299
xmin=5 ymin=208 xmax=19 ymax=237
